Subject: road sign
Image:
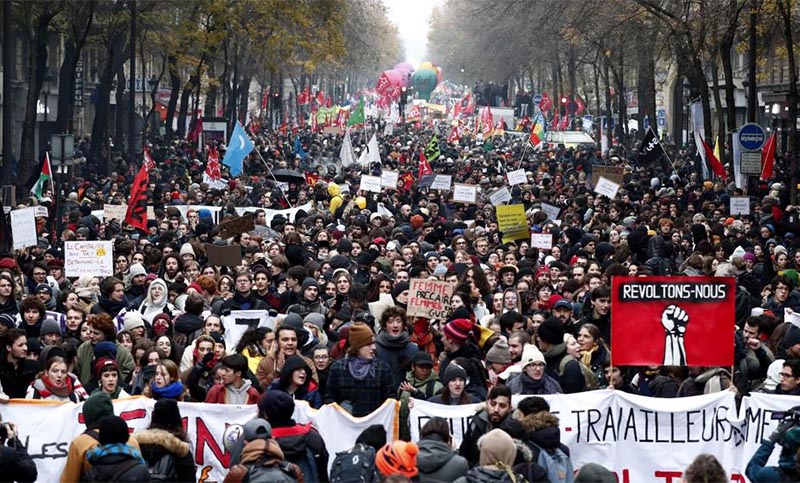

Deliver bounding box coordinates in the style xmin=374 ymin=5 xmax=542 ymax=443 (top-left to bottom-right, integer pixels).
xmin=738 ymin=123 xmax=766 ymax=151
xmin=740 ymin=151 xmax=762 ymax=174
xmin=533 ymin=94 xmax=543 ymax=105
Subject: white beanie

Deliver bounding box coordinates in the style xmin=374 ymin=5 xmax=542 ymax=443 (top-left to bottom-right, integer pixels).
xmin=129 ymin=263 xmax=146 ymax=278
xmin=180 ymin=243 xmax=195 ymax=257
xmin=122 ymin=311 xmax=145 ymax=332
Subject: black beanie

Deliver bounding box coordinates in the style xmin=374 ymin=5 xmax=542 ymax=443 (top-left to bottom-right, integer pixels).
xmin=151 ymin=398 xmax=183 ymax=430
xmin=257 ymin=390 xmax=295 ymax=428
xmin=98 ymin=415 xmax=129 ymax=445
xmin=355 ymin=424 xmax=387 ymax=451
xmin=538 ymin=317 xmax=565 ymax=345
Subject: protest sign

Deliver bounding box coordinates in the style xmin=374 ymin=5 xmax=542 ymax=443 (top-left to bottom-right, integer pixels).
xmin=360 ymin=174 xmax=382 ymax=193
xmin=407 ymin=278 xmax=455 ymax=319
xmin=221 ymin=310 xmax=275 ymax=349
xmin=611 ymin=276 xmax=736 ymax=366
xmin=216 ymin=213 xmax=255 ymax=239
xmin=377 ymin=203 xmax=393 ymax=217
xmin=234 ymin=203 xmax=312 ymax=226
xmin=506 ymin=168 xmax=527 ymax=186
xmin=33 ymin=206 xmax=49 ymax=218
xmin=452 ymin=183 xmax=477 ymax=204
xmin=489 ymin=186 xmax=512 ymax=206
xmin=496 ymin=204 xmax=529 ymax=243
xmin=591 ymin=165 xmax=625 ymax=187
xmin=541 ymin=202 xmax=561 ymax=221
xmin=103 ymin=204 xmax=128 ymax=221
xmin=10 ymin=207 xmax=37 ymax=250
xmin=65 ymin=241 xmax=113 ymax=277
xmin=380 ymin=170 xmax=399 ymax=188
xmin=530 ymin=233 xmax=553 ymax=250
xmin=205 ymin=243 xmax=242 ymax=267
xmin=730 ymin=196 xmax=750 ymax=216
xmin=418 ymin=174 xmax=436 ymax=189
xmin=430 ymin=174 xmax=452 ymax=191
xmin=594 ymin=176 xmax=620 ymax=199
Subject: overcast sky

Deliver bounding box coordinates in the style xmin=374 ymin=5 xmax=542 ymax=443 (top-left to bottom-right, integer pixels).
xmin=385 ymin=0 xmax=443 ymax=68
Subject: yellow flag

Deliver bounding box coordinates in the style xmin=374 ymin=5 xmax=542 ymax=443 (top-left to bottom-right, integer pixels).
xmin=714 ymin=135 xmax=722 ymax=163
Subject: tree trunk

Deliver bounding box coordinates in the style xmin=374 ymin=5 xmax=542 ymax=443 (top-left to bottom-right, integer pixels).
xmin=89 ymin=53 xmax=115 ymax=171
xmin=204 ymin=63 xmax=217 ymax=117
xmin=56 ymin=42 xmax=77 ymax=134
xmin=2 ymin=0 xmax=14 ymax=182
xmin=177 ymin=75 xmax=196 ymax=138
xmin=779 ymin=0 xmax=798 ymax=203
xmin=20 ymin=17 xmax=52 ymax=183
xmin=115 ymin=67 xmax=126 ymax=152
xmin=710 ymin=50 xmax=726 ymax=168
xmin=720 ymin=35 xmax=737 ymax=174
xmin=636 ymin=32 xmax=656 ymax=141
xmin=237 ymin=76 xmax=251 ymax=124
xmin=165 ymin=55 xmax=180 ymax=140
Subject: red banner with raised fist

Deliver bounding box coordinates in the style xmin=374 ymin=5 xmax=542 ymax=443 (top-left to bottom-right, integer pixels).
xmin=611 ymin=276 xmax=735 ymax=367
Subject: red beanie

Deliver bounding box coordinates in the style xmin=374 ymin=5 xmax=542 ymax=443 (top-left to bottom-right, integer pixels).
xmin=443 ymin=318 xmax=473 ymax=344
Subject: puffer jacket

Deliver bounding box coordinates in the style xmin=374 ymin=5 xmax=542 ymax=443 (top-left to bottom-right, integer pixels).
xmin=133 ymin=428 xmax=196 ymax=482
xmin=515 ymin=409 xmax=569 ymax=456
xmin=417 ymin=438 xmax=469 ymax=483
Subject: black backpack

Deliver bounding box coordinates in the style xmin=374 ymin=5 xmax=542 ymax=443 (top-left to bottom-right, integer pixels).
xmin=148 ymin=452 xmax=178 ymax=482
xmin=329 ymin=443 xmax=379 ymax=483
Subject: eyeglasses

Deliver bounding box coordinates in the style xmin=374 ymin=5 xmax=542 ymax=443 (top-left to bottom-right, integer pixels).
xmin=313 ymin=355 xmax=329 ymax=361
xmin=528 ymin=362 xmax=546 ymax=369
xmin=781 ymin=372 xmax=796 ymax=379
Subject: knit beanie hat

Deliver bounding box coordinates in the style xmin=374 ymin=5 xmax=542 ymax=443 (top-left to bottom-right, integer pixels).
xmin=282 ymin=313 xmax=304 ymax=330
xmin=537 ymin=317 xmax=565 ymax=345
xmin=355 ymin=424 xmax=387 ymax=451
xmin=443 ymin=318 xmax=473 ymax=344
xmin=575 ymin=463 xmax=617 ymax=483
xmin=151 ymin=398 xmax=183 ymax=430
xmin=301 ymin=277 xmax=319 ymax=294
xmin=486 ymin=339 xmax=512 ymax=364
xmin=94 ymin=341 xmax=118 ymax=360
xmin=40 ymin=318 xmax=62 ymax=337
xmin=122 ymin=311 xmax=146 ymax=333
xmin=94 ymin=357 xmax=119 ymax=380
xmin=180 ymin=243 xmax=195 ymax=258
xmin=392 ymin=282 xmax=410 ymax=300
xmin=519 ymin=344 xmax=546 ymax=369
xmin=128 ymin=263 xmax=147 ymax=278
xmin=348 ymin=322 xmax=374 ymax=351
xmin=478 ymin=429 xmax=516 ymax=467
xmin=376 ymin=441 xmax=419 ymax=478
xmin=98 ymin=415 xmax=129 ymax=445
xmin=303 ymin=313 xmax=326 ymax=331
xmin=443 ymin=363 xmax=467 ymax=385
xmin=257 ymin=390 xmax=295 ymax=427
xmin=83 ymin=392 xmax=114 ymax=428
xmin=209 ymin=331 xmax=226 ymax=348
xmin=785 ymin=325 xmax=800 ymax=348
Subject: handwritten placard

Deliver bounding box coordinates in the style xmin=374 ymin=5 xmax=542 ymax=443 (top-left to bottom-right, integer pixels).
xmin=380 ymin=170 xmax=399 ymax=188
xmin=34 ymin=206 xmax=49 ymax=218
xmin=489 ymin=187 xmax=512 ymax=206
xmin=431 ymin=175 xmax=452 ymax=191
xmin=407 ymin=278 xmax=455 ymax=319
xmin=65 ymin=241 xmax=113 ymax=277
xmin=592 ymin=165 xmax=625 ymax=187
xmin=594 ymin=176 xmax=620 ymax=199
xmin=541 ymin=202 xmax=561 ymax=221
xmin=10 ymin=207 xmax=37 ymax=250
xmin=496 ymin=204 xmax=529 ymax=243
xmin=453 ymin=184 xmax=477 ymax=204
xmin=530 ymin=233 xmax=553 ymax=250
xmin=730 ymin=196 xmax=750 ymax=216
xmin=507 ymin=168 xmax=527 ymax=186
xmin=103 ymin=204 xmax=128 ymax=221
xmin=360 ymin=175 xmax=382 ymax=193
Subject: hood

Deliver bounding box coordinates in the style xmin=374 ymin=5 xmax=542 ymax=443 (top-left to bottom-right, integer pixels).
xmin=465 ymin=466 xmax=514 ymax=483
xmin=515 ymin=410 xmax=562 ymax=450
xmin=328 ymin=183 xmax=341 ymax=197
xmin=277 ymin=355 xmax=312 ymax=390
xmin=133 ymin=428 xmax=190 ymax=457
xmin=240 ymin=438 xmax=285 ymax=466
xmin=416 ymin=439 xmax=456 ymax=473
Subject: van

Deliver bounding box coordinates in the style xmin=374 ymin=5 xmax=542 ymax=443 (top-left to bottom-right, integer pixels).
xmin=544 ymin=131 xmax=596 ymax=150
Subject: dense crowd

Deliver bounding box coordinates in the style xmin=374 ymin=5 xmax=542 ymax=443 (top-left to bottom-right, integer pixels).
xmin=0 ymin=118 xmax=798 ymax=482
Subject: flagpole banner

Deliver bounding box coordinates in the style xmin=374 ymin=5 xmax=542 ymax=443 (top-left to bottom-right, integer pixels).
xmin=611 ymin=276 xmax=736 ymax=366
xmin=222 ymin=121 xmax=255 ymax=176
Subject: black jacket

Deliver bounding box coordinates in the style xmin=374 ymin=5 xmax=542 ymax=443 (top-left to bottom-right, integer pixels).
xmin=0 ymin=437 xmax=37 ymax=482
xmin=0 ymin=358 xmax=39 ymax=399
xmin=133 ymin=428 xmax=197 ymax=483
xmin=221 ymin=292 xmax=268 ymax=313
xmin=272 ymin=423 xmax=329 ymax=482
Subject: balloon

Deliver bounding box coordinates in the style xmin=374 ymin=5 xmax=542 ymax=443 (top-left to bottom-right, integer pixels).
xmin=436 ymin=67 xmax=443 ymax=84
xmin=418 ymin=61 xmax=434 ymax=71
xmin=384 ymin=70 xmax=404 ymax=86
xmin=394 ymin=62 xmax=415 ymax=73
xmin=412 ymin=69 xmax=439 ymax=100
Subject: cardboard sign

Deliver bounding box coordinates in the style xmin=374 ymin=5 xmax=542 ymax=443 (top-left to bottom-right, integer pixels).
xmin=530 ymin=233 xmax=553 ymax=250
xmin=541 ymin=202 xmax=561 ymax=221
xmin=452 ymin=183 xmax=477 ymax=204
xmin=730 ymin=196 xmax=750 ymax=216
xmin=407 ymin=278 xmax=455 ymax=319
xmin=507 ymin=168 xmax=527 ymax=186
xmin=216 ymin=213 xmax=256 ymax=239
xmin=380 ymin=170 xmax=399 ymax=188
xmin=34 ymin=206 xmax=49 ymax=218
xmin=221 ymin=310 xmax=275 ymax=350
xmin=103 ymin=204 xmax=128 ymax=221
xmin=418 ymin=174 xmax=436 ymax=189
xmin=611 ymin=276 xmax=735 ymax=366
xmin=591 ymin=165 xmax=625 ymax=187
xmin=431 ymin=174 xmax=452 ymax=191
xmin=10 ymin=207 xmax=37 ymax=250
xmin=360 ymin=174 xmax=382 ymax=193
xmin=489 ymin=187 xmax=512 ymax=206
xmin=65 ymin=241 xmax=113 ymax=277
xmin=496 ymin=204 xmax=529 ymax=243
xmin=594 ymin=176 xmax=620 ymax=199
xmin=205 ymin=243 xmax=243 ymax=267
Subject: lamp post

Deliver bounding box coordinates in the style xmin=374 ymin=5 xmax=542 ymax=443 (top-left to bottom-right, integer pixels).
xmin=50 ymin=133 xmax=74 ymax=243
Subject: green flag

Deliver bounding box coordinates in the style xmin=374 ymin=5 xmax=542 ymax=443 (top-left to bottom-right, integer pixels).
xmin=424 ymin=135 xmax=441 ymax=161
xmin=347 ymin=98 xmax=365 ymax=126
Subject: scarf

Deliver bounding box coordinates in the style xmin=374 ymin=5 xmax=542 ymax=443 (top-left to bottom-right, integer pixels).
xmin=98 ymin=294 xmax=129 ymax=315
xmin=34 ymin=374 xmax=74 ymax=398
xmin=411 ymin=318 xmax=437 ymax=365
xmin=580 ymin=345 xmax=598 ymax=367
xmin=150 ymin=380 xmax=184 ymax=399
xmin=519 ymin=372 xmax=545 ymax=392
xmin=347 ymin=356 xmax=376 ymax=380
xmin=376 ymin=331 xmax=410 ymax=350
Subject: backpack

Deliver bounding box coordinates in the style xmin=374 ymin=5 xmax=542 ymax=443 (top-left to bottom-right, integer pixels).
xmin=329 ymin=443 xmax=379 ymax=483
xmin=245 ymin=460 xmax=299 ymax=483
xmin=559 ymin=355 xmax=598 ymax=390
xmin=147 ymin=452 xmax=178 ymax=482
xmin=84 ymin=459 xmax=141 ymax=482
xmin=531 ymin=443 xmax=574 ymax=483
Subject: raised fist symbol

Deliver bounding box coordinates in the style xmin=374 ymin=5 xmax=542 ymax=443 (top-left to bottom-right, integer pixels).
xmin=661 ymin=304 xmax=689 ymax=336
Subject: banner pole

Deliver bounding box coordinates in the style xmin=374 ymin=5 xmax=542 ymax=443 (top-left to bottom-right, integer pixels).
xmin=255 ymin=148 xmax=294 ymax=209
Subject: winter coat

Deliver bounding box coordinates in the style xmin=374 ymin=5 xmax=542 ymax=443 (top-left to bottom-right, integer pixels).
xmin=506 ymin=371 xmax=562 ymax=396
xmin=515 ymin=408 xmax=571 ymax=458
xmin=85 ymin=443 xmax=151 ymax=482
xmin=375 ymin=331 xmax=419 ymax=391
xmin=417 ymin=438 xmax=469 ymax=483
xmin=0 ymin=358 xmax=39 ymax=399
xmin=0 ymin=436 xmax=37 ymax=482
xmin=222 ymin=292 xmax=268 ymax=312
xmin=256 ymin=352 xmax=318 ymax=389
xmin=133 ymin=428 xmax=196 ymax=483
xmin=268 ymin=355 xmax=323 ymax=409
xmin=746 ymin=439 xmax=799 ymax=482
xmin=224 ymin=438 xmax=303 ymax=483
xmin=459 ymin=406 xmax=510 ymax=467
xmin=439 ymin=342 xmax=488 ymax=400
xmin=453 ymin=466 xmax=522 ymax=483
xmin=272 ymin=423 xmax=329 ymax=483
xmin=324 ymin=357 xmax=394 ymax=417
xmin=204 ymin=380 xmax=260 ymax=405
xmin=542 ymin=343 xmax=586 ymax=394
xmin=75 ymin=340 xmax=135 ymax=389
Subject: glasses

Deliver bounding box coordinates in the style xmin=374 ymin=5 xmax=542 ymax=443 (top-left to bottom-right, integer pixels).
xmin=781 ymin=372 xmax=796 ymax=379
xmin=528 ymin=362 xmax=546 ymax=369
xmin=313 ymin=355 xmax=329 ymax=361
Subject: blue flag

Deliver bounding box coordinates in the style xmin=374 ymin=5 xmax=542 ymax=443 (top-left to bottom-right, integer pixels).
xmin=222 ymin=121 xmax=254 ymax=177
xmin=294 ymin=137 xmax=307 ymax=161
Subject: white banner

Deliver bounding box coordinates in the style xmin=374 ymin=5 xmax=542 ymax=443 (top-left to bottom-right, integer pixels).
xmin=65 ymin=241 xmax=113 ymax=277
xmin=431 ymin=175 xmax=452 ymax=191
xmin=221 ymin=310 xmax=275 ymax=349
xmin=507 ymin=168 xmax=527 ymax=186
xmin=452 ymin=183 xmax=477 ymax=204
xmin=10 ymin=207 xmax=37 ymax=250
xmin=380 ymin=170 xmax=399 ymax=188
xmin=360 ymin=175 xmax=382 ymax=193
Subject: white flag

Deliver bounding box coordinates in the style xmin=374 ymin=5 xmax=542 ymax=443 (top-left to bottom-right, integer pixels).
xmin=339 ymin=128 xmax=357 ymax=168
xmin=367 ymin=134 xmax=381 ymax=165
xmin=357 ymin=147 xmax=369 ymax=166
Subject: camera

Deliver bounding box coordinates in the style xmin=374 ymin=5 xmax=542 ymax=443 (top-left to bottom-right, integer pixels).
xmin=0 ymin=423 xmax=8 ymax=439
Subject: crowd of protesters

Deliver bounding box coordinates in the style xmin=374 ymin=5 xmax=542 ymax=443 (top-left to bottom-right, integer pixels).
xmin=1 ymin=115 xmax=800 ymax=481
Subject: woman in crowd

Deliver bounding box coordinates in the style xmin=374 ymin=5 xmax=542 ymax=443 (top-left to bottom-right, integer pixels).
xmin=577 ymin=323 xmax=610 ymax=387
xmin=26 ymin=347 xmax=87 ymax=402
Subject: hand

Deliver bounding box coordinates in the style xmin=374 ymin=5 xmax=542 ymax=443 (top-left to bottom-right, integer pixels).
xmin=201 ymin=352 xmax=214 ymax=367
xmin=770 ymin=419 xmax=795 ymax=443
xmin=747 ymin=337 xmax=762 ymax=351
xmin=661 ymin=305 xmax=689 ymax=336
xmin=399 ymin=382 xmax=414 ymax=393
xmin=4 ymin=423 xmax=15 ymax=440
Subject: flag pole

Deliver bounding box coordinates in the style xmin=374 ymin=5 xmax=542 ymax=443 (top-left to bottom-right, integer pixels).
xmin=254 ymin=148 xmax=294 ymax=209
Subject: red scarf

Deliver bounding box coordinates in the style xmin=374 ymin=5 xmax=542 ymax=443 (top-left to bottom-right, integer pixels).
xmin=38 ymin=374 xmax=74 ymax=398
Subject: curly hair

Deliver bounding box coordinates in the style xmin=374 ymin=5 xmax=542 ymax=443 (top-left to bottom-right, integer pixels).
xmin=87 ymin=313 xmax=117 ymax=342
xmin=379 ymin=306 xmax=407 ymax=330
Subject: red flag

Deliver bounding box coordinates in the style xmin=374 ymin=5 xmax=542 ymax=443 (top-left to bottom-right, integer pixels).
xmin=124 ymin=164 xmax=149 ymax=232
xmin=448 ymin=126 xmax=460 ymax=144
xmin=311 ymin=113 xmax=318 ymax=132
xmin=205 ymin=146 xmax=221 ymax=181
xmin=761 ymin=132 xmax=777 ymax=180
xmin=315 ymin=91 xmax=324 ymax=105
xmin=540 ymin=92 xmax=553 ymax=112
xmin=187 ymin=117 xmax=203 ymax=143
xmin=376 ymin=73 xmax=392 ymax=94
xmin=298 ymin=111 xmax=306 ymax=128
xmin=399 ymin=172 xmax=414 ymax=191
xmin=305 ymin=172 xmax=320 ymax=186
xmin=700 ymin=138 xmax=727 ymax=180
xmin=261 ymin=88 xmax=270 ymax=111
xmin=418 ymin=152 xmax=433 ymax=180
xmin=529 ymin=118 xmax=541 ymax=146
xmin=575 ymin=95 xmax=586 ymax=115
xmin=551 ymin=112 xmax=560 ymax=130
xmin=559 ymin=114 xmax=569 ymax=131
xmin=453 ymin=101 xmax=461 ymax=119
xmin=143 ymin=146 xmax=156 ymax=171
xmin=611 ymin=276 xmax=735 ymax=367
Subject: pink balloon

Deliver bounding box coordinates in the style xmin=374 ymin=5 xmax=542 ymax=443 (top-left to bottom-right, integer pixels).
xmin=384 ymin=70 xmax=403 ymax=86
xmin=436 ymin=67 xmax=443 ymax=83
xmin=394 ymin=62 xmax=415 ymax=73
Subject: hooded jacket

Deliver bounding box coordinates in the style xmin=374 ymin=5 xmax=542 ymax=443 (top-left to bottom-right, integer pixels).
xmin=375 ymin=330 xmax=419 ymax=391
xmin=204 ymin=379 xmax=260 ymax=405
xmin=133 ymin=428 xmax=196 ymax=482
xmin=268 ymin=355 xmax=323 ymax=409
xmin=272 ymin=422 xmax=329 ymax=483
xmin=85 ymin=443 xmax=151 ymax=482
xmin=453 ymin=466 xmax=521 ymax=483
xmin=515 ymin=409 xmax=570 ymax=456
xmin=224 ymin=438 xmax=303 ymax=483
xmin=417 ymin=437 xmax=469 ymax=483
